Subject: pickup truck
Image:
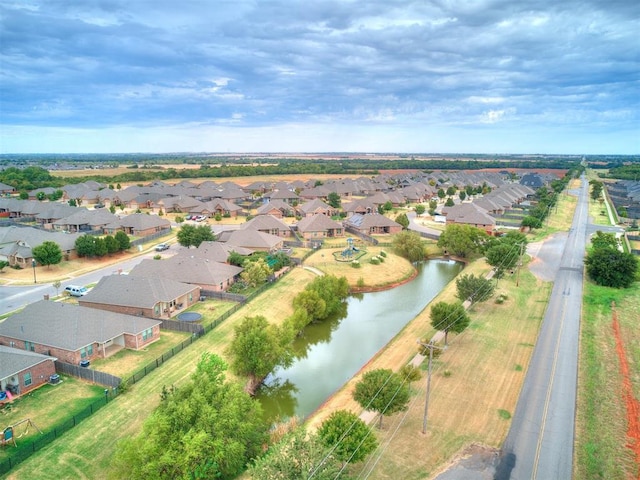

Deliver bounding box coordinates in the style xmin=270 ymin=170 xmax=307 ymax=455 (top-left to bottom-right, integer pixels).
xmin=155 ymin=243 xmax=170 ymax=252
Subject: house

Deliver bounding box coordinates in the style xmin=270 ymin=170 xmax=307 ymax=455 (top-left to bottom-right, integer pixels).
xmin=0 ymin=301 xmax=162 ymax=365
xmin=296 ymin=214 xmax=344 ymax=240
xmin=0 ymin=182 xmax=15 ymax=195
xmin=296 ymin=199 xmax=338 ymax=218
xmin=0 ymin=226 xmax=82 ymax=267
xmin=191 ymin=199 xmax=242 ymax=218
xmin=255 ymin=199 xmax=295 ymax=218
xmin=177 ymin=241 xmax=253 ymax=263
xmin=53 ymin=208 xmax=119 ymax=233
xmin=441 ymin=203 xmax=496 ymax=234
xmin=0 ymin=345 xmax=57 ymax=400
xmin=344 ymin=213 xmax=403 ymax=235
xmin=265 ymin=189 xmax=300 ymax=205
xmin=129 ymin=256 xmax=243 ymax=292
xmin=221 ymin=229 xmax=285 ymax=252
xmin=342 ymin=198 xmax=378 ymax=216
xmin=79 ymin=275 xmax=201 ymax=319
xmin=105 ymin=213 xmax=171 ymax=236
xmin=242 ymin=215 xmax=292 ymax=237
xmin=519 ymin=173 xmax=546 ymax=188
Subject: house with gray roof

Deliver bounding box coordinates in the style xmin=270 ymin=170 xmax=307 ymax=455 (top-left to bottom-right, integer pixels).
xmin=53 ymin=208 xmax=119 ymax=233
xmin=0 ymin=226 xmax=82 ymax=267
xmin=79 ymin=275 xmax=200 ymax=319
xmin=441 ymin=203 xmax=496 ymax=233
xmin=256 ymin=199 xmax=295 ymax=218
xmin=296 ymin=198 xmax=338 ymax=218
xmin=177 ymin=241 xmax=253 ymax=263
xmin=0 ymin=345 xmax=57 ymax=400
xmin=242 ymin=214 xmax=292 ymax=237
xmin=129 ymin=256 xmax=243 ymax=292
xmin=0 ymin=182 xmax=15 ymax=195
xmin=105 ymin=213 xmax=171 ymax=236
xmin=296 ymin=214 xmax=344 ymax=240
xmin=0 ymin=300 xmax=161 ymax=365
xmin=344 ymin=213 xmax=403 ymax=235
xmin=220 ymin=229 xmax=285 ymax=252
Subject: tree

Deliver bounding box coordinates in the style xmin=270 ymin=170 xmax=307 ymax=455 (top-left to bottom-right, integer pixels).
xmin=304 ymin=275 xmax=349 ymax=320
xmin=36 ymin=191 xmax=46 ymax=201
xmin=353 ymin=369 xmax=410 ymax=428
xmin=75 ymin=235 xmax=96 ymax=257
xmin=114 ymin=230 xmax=131 ymax=251
xmin=104 ymin=235 xmax=119 ymax=255
xmin=177 ymin=224 xmax=214 ymax=248
xmin=445 ymin=197 xmax=455 ymax=207
xmin=589 ymin=179 xmax=604 ymax=200
xmin=430 ymin=301 xmax=470 ymax=345
xmin=284 ymin=308 xmax=311 ymax=337
xmin=250 ymin=428 xmax=345 ymax=480
xmin=446 ymin=186 xmax=456 ymax=196
xmin=112 ymin=353 xmax=268 ymax=480
xmin=292 ymin=289 xmax=326 ymax=323
xmin=395 ymin=213 xmax=410 ymax=229
xmin=227 ymin=251 xmax=246 ymax=267
xmin=521 ymin=215 xmax=542 ymax=229
xmin=226 ymin=316 xmax=294 ymax=395
xmin=456 ymin=273 xmax=495 ymax=304
xmin=32 ymin=241 xmax=62 ymax=269
xmin=485 ymin=242 xmax=519 ymax=278
xmin=93 ymin=237 xmax=108 ymax=257
xmin=19 ymin=191 xmax=29 ymax=200
xmin=318 ymin=410 xmax=378 ymax=464
xmin=590 ymin=230 xmax=619 ymax=250
xmin=459 ymin=191 xmax=466 ymax=201
xmin=240 ymin=258 xmax=272 ymax=287
xmin=0 ymin=260 xmax=9 ymax=272
xmin=392 ymin=230 xmax=426 ymax=262
xmin=585 ymin=248 xmax=638 ymax=288
xmin=414 ymin=204 xmax=425 ymax=216
xmin=383 ymin=200 xmax=393 ymax=212
xmin=437 ymin=224 xmax=489 ymax=258
xmin=327 ymin=192 xmax=341 ymax=209
xmin=437 ymin=188 xmax=445 ymax=199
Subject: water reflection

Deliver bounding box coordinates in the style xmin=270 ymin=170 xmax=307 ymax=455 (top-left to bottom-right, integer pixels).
xmin=258 ymin=259 xmax=463 ymax=422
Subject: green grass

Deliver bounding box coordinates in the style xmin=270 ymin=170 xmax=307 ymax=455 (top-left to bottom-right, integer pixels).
xmin=575 ymin=281 xmax=640 ymax=480
xmin=497 ymin=409 xmax=511 ymax=420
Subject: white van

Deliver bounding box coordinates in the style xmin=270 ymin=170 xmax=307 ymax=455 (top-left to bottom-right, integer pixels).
xmin=64 ymin=285 xmax=88 ymax=297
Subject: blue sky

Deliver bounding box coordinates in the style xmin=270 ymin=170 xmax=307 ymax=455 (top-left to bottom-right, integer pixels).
xmin=1 ymin=1 xmax=638 ymax=154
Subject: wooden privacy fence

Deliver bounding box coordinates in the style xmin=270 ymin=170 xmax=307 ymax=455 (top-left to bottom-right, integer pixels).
xmin=54 ymin=361 xmax=121 ymax=388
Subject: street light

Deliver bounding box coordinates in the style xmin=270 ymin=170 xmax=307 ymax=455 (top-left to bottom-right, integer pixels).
xmin=31 ymin=259 xmax=36 ymax=284
xmin=417 ymin=339 xmax=445 ymax=434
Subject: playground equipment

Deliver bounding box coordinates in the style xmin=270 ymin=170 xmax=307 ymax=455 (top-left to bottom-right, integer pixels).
xmin=0 ymin=419 xmax=42 ymax=447
xmin=341 ymin=237 xmax=360 ymax=258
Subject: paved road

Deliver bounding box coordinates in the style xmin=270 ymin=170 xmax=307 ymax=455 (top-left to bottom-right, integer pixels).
xmin=495 ymin=176 xmax=590 ymax=479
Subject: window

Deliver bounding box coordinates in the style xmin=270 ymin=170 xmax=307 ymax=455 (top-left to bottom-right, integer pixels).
xmin=142 ymin=328 xmax=153 ymax=341
xmin=25 ymin=341 xmax=35 ymax=352
xmin=87 ymin=344 xmax=93 ymax=356
xmin=80 ymin=347 xmax=87 ymax=358
xmin=189 ymin=293 xmax=193 ymax=302
xmin=24 ymin=372 xmax=32 ymax=386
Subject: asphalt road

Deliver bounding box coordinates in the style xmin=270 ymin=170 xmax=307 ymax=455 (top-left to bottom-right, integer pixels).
xmin=495 ymin=176 xmax=590 ymax=480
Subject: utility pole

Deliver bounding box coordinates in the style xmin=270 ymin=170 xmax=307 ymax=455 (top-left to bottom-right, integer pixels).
xmin=417 ymin=340 xmax=445 ymax=434
xmin=515 ymin=242 xmax=525 ymax=287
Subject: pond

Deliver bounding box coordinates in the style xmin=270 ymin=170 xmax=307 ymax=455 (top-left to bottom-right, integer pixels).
xmin=257 ymin=258 xmax=464 ymax=422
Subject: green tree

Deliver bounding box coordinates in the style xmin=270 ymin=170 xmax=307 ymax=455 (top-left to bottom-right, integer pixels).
xmin=455 ymin=273 xmax=495 ymax=304
xmin=395 ymin=213 xmax=410 ymax=229
xmin=465 ymin=185 xmax=474 ymax=197
xmin=112 ymin=353 xmax=268 ymax=480
xmin=327 ymin=192 xmax=341 ymax=209
xmin=93 ymin=237 xmax=108 ymax=257
xmin=240 ymin=258 xmax=272 ymax=287
xmin=590 ymin=230 xmax=619 ymax=250
xmin=521 ymin=215 xmax=542 ymax=229
xmin=19 ymin=191 xmax=28 ymax=200
xmin=109 ymin=205 xmax=116 ymax=214
xmin=250 ymin=428 xmax=345 ymax=480
xmin=304 ymin=275 xmax=349 ymax=320
xmin=437 ymin=224 xmax=489 ymax=258
xmin=446 ymin=186 xmax=456 ymax=196
xmin=353 ymin=369 xmax=410 ymax=428
xmin=445 ymin=197 xmax=455 ymax=207
xmin=114 ymin=230 xmax=131 ymax=251
xmin=318 ymin=410 xmax=378 ymax=464
xmin=104 ymin=235 xmax=119 ymax=255
xmin=485 ymin=242 xmax=519 ymax=278
xmin=383 ymin=200 xmax=393 ymax=212
xmin=32 ymin=241 xmax=63 ymax=269
xmin=585 ymin=248 xmax=638 ymax=288
xmin=226 ymin=316 xmax=294 ymax=395
xmin=459 ymin=191 xmax=466 ymax=201
xmin=284 ymin=308 xmax=310 ymax=337
xmin=292 ymin=289 xmax=326 ymax=324
xmin=392 ymin=230 xmax=426 ymax=262
xmin=74 ymin=235 xmax=96 ymax=257
xmin=414 ymin=204 xmax=426 ymax=216
xmin=68 ymin=198 xmax=77 ymax=206
xmin=0 ymin=260 xmax=9 ymax=272
xmin=430 ymin=301 xmax=470 ymax=345
xmin=177 ymin=224 xmax=214 ymax=248
xmin=227 ymin=251 xmax=246 ymax=267
xmin=589 ymin=179 xmax=604 ymax=200
xmin=36 ymin=191 xmax=46 ymax=201
xmin=437 ymin=188 xmax=445 ymax=199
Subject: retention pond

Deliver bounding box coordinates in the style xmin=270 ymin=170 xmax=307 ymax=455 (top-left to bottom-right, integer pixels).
xmin=257 ymin=258 xmax=464 ymax=422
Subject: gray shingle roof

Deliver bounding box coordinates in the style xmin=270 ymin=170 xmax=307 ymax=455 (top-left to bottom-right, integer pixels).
xmin=0 ymin=345 xmax=57 ymax=379
xmin=129 ymin=256 xmax=243 ymax=286
xmin=0 ymin=301 xmax=161 ymax=352
xmin=80 ymin=275 xmax=199 ymax=309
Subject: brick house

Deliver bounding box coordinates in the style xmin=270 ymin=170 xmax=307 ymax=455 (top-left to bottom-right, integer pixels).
xmin=79 ymin=275 xmax=201 ymax=319
xmin=0 ymin=300 xmax=161 ymax=365
xmin=296 ymin=214 xmax=344 ymax=240
xmin=344 ymin=213 xmax=403 ymax=235
xmin=0 ymin=345 xmax=57 ymax=400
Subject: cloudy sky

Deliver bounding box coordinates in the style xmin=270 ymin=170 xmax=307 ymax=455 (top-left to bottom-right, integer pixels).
xmin=1 ymin=1 xmax=638 ymax=154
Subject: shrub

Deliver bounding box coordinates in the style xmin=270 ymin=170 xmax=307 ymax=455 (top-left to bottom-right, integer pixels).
xmin=153 ymin=254 xmax=161 ymax=260
xmin=369 ymin=257 xmax=380 ymax=265
xmin=175 ymin=216 xmax=184 ymax=223
xmin=379 ymin=251 xmax=387 ymax=257
xmin=351 ymin=260 xmax=361 ymax=268
xmin=357 ymin=277 xmax=365 ymax=287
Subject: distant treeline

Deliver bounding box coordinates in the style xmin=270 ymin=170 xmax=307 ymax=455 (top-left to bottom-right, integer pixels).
xmin=0 ymin=157 xmax=585 ymax=191
xmin=597 ymin=163 xmax=640 ymax=181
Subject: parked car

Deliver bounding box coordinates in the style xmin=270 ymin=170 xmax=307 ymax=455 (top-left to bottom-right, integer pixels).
xmin=195 ymin=215 xmax=207 ymax=222
xmin=64 ymin=285 xmax=88 ymax=297
xmin=155 ymin=243 xmax=170 ymax=251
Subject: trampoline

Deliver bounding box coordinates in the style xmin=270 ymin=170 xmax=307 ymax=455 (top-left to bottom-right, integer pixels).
xmin=177 ymin=312 xmax=202 ymax=322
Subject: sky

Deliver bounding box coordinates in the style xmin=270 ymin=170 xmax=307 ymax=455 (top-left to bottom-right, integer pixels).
xmin=0 ymin=0 xmax=638 ymax=155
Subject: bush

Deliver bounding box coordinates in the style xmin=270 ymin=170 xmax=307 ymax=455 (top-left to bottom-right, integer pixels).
xmin=153 ymin=254 xmax=161 ymax=260
xmin=379 ymin=250 xmax=387 ymax=257
xmin=175 ymin=216 xmax=184 ymax=223
xmin=351 ymin=260 xmax=361 ymax=268
xmin=357 ymin=277 xmax=365 ymax=287
xmin=369 ymin=257 xmax=380 ymax=265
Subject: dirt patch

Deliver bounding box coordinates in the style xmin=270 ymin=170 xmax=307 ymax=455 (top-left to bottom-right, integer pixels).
xmin=612 ymin=301 xmax=640 ymax=479
xmin=431 ymin=443 xmax=500 ymax=480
